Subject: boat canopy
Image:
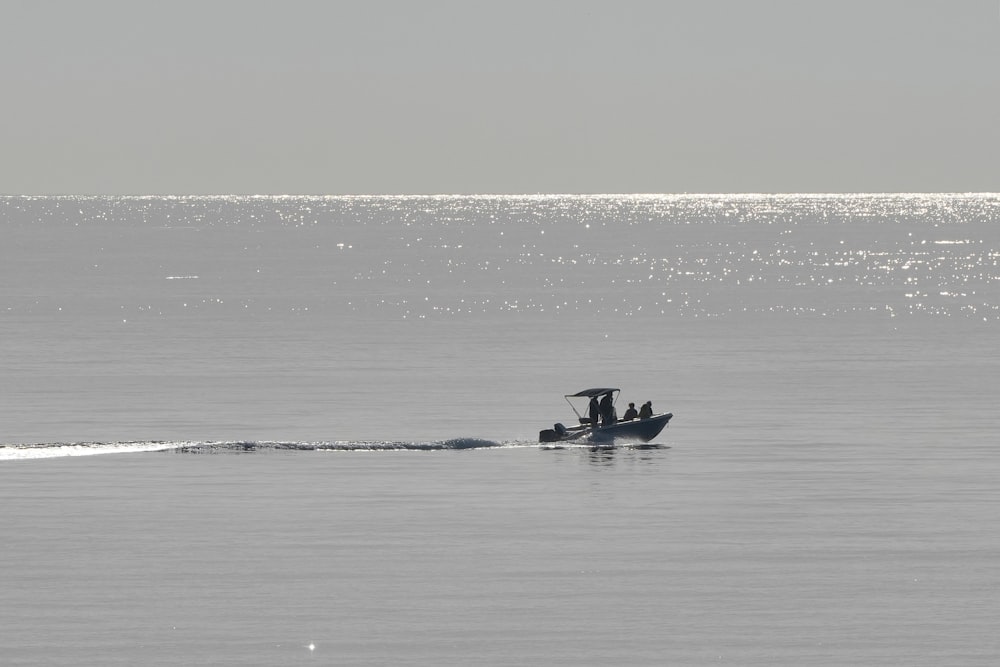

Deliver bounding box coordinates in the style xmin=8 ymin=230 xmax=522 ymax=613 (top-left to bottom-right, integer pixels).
xmin=567 ymin=388 xmax=620 ymax=398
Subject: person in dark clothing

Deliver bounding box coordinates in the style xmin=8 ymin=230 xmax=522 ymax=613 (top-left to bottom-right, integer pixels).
xmin=622 ymin=402 xmax=638 ymax=421
xmin=589 ymin=396 xmax=600 ymax=425
xmin=638 ymin=401 xmax=653 ymax=419
xmin=599 ymin=392 xmax=615 ymax=426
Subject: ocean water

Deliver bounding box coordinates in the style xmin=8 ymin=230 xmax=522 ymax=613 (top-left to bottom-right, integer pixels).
xmin=2 ymin=194 xmax=999 ymax=665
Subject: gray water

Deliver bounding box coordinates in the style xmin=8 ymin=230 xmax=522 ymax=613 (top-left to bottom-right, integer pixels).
xmin=2 ymin=195 xmax=999 ymax=665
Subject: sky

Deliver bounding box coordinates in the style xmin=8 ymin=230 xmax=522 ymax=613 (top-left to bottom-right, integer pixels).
xmin=2 ymin=0 xmax=998 ymax=194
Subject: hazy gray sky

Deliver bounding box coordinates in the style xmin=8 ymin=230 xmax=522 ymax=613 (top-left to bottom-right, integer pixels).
xmin=3 ymin=0 xmax=998 ymax=193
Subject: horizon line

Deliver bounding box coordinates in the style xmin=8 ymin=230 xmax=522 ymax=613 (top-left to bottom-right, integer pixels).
xmin=3 ymin=191 xmax=998 ymax=198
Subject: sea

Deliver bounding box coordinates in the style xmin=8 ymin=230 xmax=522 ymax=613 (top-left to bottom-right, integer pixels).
xmin=2 ymin=194 xmax=999 ymax=665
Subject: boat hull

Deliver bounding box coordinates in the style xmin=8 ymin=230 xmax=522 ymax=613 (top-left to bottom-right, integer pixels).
xmin=539 ymin=413 xmax=672 ymax=444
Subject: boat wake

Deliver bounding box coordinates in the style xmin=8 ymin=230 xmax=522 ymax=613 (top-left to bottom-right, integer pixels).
xmin=173 ymin=438 xmax=517 ymax=453
xmin=0 ymin=438 xmax=527 ymax=460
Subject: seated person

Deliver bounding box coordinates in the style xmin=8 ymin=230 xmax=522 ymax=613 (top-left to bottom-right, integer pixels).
xmin=622 ymin=402 xmax=638 ymax=421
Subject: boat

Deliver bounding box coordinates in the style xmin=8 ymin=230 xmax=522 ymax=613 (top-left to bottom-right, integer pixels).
xmin=538 ymin=388 xmax=672 ymax=444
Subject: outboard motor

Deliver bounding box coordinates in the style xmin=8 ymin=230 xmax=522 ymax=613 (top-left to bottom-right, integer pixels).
xmin=540 ymin=423 xmax=569 ymax=443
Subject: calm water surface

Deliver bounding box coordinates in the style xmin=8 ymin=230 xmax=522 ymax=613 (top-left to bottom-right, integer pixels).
xmin=2 ymin=195 xmax=999 ymax=665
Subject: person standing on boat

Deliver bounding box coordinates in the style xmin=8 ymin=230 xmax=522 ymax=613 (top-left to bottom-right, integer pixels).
xmin=638 ymin=401 xmax=653 ymax=419
xmin=589 ymin=395 xmax=600 ymax=426
xmin=623 ymin=402 xmax=638 ymax=421
xmin=599 ymin=392 xmax=615 ymax=426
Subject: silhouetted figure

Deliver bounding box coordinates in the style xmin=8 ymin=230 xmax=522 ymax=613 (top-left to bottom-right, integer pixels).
xmin=599 ymin=392 xmax=615 ymax=426
xmin=623 ymin=402 xmax=638 ymax=421
xmin=638 ymin=401 xmax=653 ymax=419
xmin=589 ymin=396 xmax=600 ymax=425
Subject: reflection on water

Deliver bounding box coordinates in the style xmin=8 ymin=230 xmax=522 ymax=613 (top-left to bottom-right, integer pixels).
xmin=4 ymin=194 xmax=998 ymax=322
xmin=2 ymin=194 xmax=997 ymax=445
xmin=580 ymin=443 xmax=671 ymax=467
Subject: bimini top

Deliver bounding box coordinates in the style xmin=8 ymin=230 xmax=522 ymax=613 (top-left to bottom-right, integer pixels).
xmin=567 ymin=388 xmax=620 ymax=398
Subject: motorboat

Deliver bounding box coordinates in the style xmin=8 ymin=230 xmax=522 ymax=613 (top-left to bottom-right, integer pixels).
xmin=538 ymin=388 xmax=672 ymax=444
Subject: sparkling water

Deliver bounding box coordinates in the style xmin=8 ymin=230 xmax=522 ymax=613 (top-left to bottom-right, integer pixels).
xmin=2 ymin=194 xmax=999 ymax=665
